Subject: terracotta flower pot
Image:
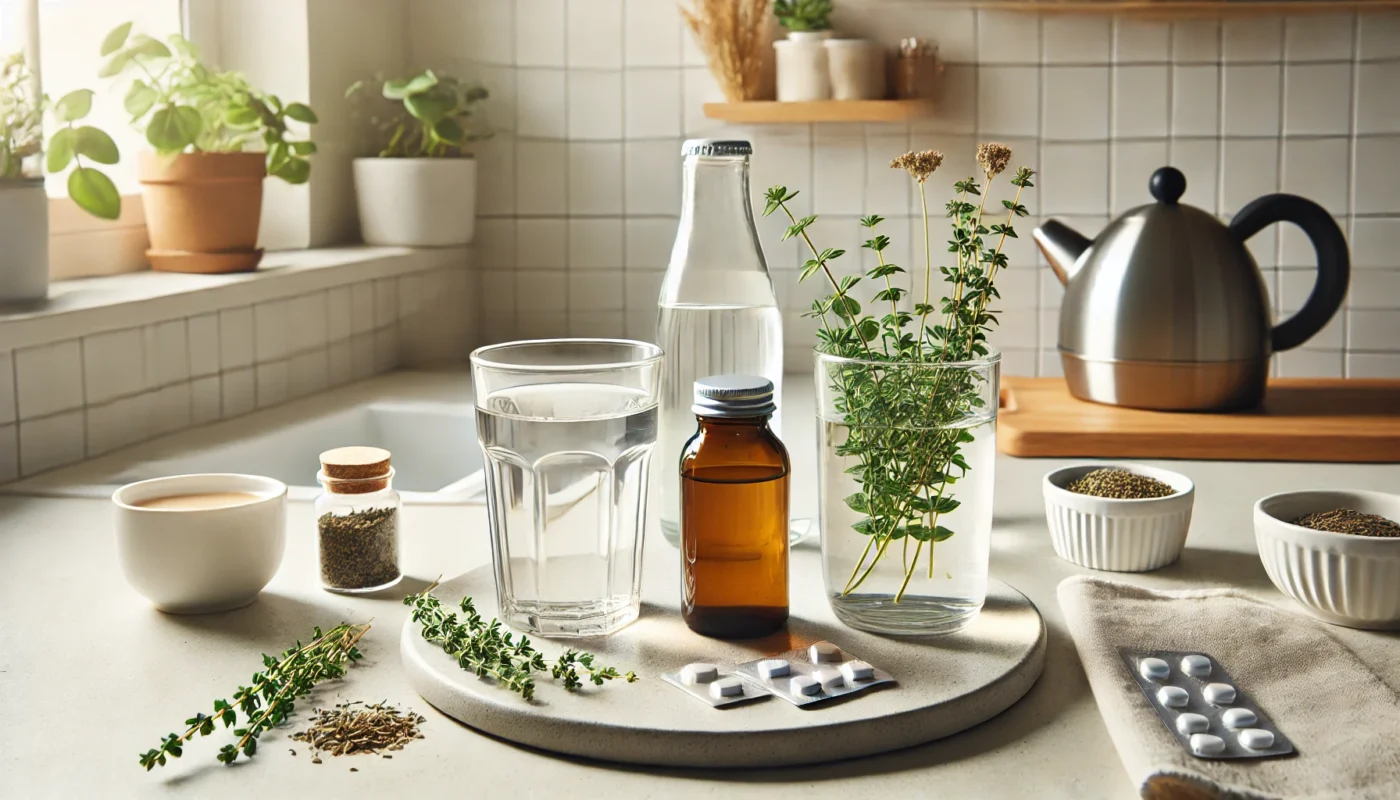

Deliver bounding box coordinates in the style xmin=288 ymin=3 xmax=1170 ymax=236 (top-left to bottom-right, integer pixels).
xmin=138 ymin=151 xmax=266 ymax=274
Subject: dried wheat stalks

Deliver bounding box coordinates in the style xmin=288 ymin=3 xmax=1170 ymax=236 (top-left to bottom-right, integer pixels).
xmin=679 ymin=0 xmax=771 ymax=102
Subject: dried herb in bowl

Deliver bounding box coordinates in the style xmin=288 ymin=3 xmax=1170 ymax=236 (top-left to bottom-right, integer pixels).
xmin=1292 ymin=508 xmax=1400 ymax=538
xmin=1067 ymin=468 xmax=1176 ymax=500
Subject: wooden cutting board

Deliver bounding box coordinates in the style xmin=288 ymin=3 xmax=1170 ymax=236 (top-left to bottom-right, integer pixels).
xmin=997 ymin=377 xmax=1400 ymax=462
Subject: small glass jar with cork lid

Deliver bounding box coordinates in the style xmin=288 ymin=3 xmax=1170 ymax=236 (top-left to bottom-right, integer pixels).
xmin=315 ymin=446 xmax=402 ymax=593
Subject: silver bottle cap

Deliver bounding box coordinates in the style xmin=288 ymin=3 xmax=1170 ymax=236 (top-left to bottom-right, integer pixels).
xmin=682 ymin=139 xmax=752 ymax=157
xmin=693 ymin=375 xmax=776 ymax=418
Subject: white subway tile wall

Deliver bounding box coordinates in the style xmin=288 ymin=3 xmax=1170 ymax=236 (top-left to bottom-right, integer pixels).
xmin=0 ymin=262 xmax=474 ymax=482
xmin=442 ymin=2 xmax=1400 ymax=379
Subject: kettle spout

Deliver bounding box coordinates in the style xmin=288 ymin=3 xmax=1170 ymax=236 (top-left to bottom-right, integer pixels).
xmin=1034 ymin=220 xmax=1093 ymax=286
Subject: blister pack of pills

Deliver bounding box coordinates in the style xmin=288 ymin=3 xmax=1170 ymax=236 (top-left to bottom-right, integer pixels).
xmin=663 ymin=661 xmax=772 ymax=707
xmin=732 ymin=641 xmax=895 ymax=707
xmin=1120 ymin=649 xmax=1294 ymax=760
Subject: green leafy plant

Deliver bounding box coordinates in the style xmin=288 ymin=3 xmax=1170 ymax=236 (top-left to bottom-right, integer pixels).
xmin=762 ymin=144 xmax=1034 ymax=602
xmin=405 ymin=583 xmax=635 ymax=700
xmin=99 ymin=22 xmax=317 ymax=183
xmin=1 ymin=52 xmax=121 ymax=219
xmin=346 ymin=70 xmax=490 ymax=158
xmin=773 ymin=0 xmax=833 ymax=32
xmin=138 ymin=623 xmax=369 ymax=771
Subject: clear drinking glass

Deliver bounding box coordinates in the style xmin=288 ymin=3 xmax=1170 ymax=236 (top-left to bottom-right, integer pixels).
xmin=816 ymin=350 xmax=1000 ymax=636
xmin=471 ymin=339 xmax=663 ymax=637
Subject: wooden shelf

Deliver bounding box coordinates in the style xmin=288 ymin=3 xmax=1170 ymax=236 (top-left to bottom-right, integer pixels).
xmin=994 ymin=0 xmax=1399 ymax=16
xmin=702 ymin=99 xmax=937 ymax=124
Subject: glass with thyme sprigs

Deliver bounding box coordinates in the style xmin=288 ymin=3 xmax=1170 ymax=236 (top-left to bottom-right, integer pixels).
xmin=316 ymin=446 xmax=402 ymax=593
xmin=764 ymin=143 xmax=1034 ymax=636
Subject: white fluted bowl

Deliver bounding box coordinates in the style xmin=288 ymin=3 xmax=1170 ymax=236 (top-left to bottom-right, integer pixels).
xmin=1254 ymin=490 xmax=1400 ymax=630
xmin=1043 ymin=464 xmax=1194 ymax=572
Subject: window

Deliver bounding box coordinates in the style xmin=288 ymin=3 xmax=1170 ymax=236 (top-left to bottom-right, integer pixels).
xmin=0 ymin=0 xmax=181 ymax=280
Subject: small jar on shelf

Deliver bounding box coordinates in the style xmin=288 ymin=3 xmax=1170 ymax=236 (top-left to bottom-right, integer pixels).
xmin=315 ymin=446 xmax=402 ymax=593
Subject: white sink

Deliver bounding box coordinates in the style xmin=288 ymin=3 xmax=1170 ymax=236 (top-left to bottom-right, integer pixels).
xmin=4 ymin=371 xmax=487 ymax=504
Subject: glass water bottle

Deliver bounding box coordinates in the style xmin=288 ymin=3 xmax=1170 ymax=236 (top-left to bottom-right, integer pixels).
xmin=680 ymin=375 xmax=789 ymax=638
xmin=657 ymin=139 xmax=783 ymax=548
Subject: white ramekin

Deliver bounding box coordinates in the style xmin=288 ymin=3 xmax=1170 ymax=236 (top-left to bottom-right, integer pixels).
xmin=113 ymin=474 xmax=287 ymax=614
xmin=1043 ymin=464 xmax=1195 ymax=572
xmin=1254 ymin=490 xmax=1400 ymax=630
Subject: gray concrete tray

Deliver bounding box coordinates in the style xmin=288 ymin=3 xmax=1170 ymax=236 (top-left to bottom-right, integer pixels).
xmin=401 ymin=546 xmax=1046 ymax=768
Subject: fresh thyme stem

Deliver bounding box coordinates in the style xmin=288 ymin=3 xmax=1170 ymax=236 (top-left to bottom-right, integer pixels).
xmin=763 ymin=144 xmax=1034 ymax=607
xmin=138 ymin=622 xmax=371 ymax=771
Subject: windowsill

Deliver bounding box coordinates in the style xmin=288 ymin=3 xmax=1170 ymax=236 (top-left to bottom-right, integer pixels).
xmin=0 ymin=245 xmax=472 ymax=351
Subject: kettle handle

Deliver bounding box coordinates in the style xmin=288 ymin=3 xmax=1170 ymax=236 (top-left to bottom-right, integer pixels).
xmin=1229 ymin=194 xmax=1350 ymax=353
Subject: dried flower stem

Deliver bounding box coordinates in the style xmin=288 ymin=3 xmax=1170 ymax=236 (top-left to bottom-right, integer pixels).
xmin=679 ymin=0 xmax=771 ymax=102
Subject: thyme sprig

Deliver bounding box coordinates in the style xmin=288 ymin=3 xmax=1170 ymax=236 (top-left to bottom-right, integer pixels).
xmin=405 ymin=582 xmax=637 ymax=700
xmin=138 ymin=622 xmax=370 ymax=771
xmin=762 ymin=143 xmax=1034 ymax=602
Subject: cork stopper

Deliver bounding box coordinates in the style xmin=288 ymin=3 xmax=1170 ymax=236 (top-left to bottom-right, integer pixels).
xmin=319 ymin=446 xmax=391 ymax=493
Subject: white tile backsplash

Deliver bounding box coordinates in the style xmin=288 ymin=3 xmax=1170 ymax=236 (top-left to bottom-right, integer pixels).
xmin=625 ymin=138 xmax=682 ymax=215
xmin=1043 ymin=66 xmax=1109 ymax=141
xmin=1284 ymin=14 xmax=1355 ymax=62
xmin=187 ymin=313 xmax=220 ymax=378
xmin=1351 ymin=218 xmax=1400 ymax=269
xmin=516 ymin=69 xmax=568 ymax=138
xmin=1042 ymin=16 xmax=1109 ymax=64
xmin=1354 ymin=136 xmax=1400 ymax=214
xmin=0 ymin=423 xmax=15 ymax=483
xmin=1222 ymin=64 xmax=1281 ymax=137
xmin=222 ymin=366 xmax=255 ymax=418
xmin=20 ymin=411 xmax=84 ymax=474
xmin=191 ymin=375 xmax=221 ymax=425
xmin=1358 ymin=12 xmax=1400 ymax=61
xmin=1283 ymin=63 xmax=1352 ymax=137
xmin=151 ymin=319 xmax=190 ymax=387
xmin=978 ymin=66 xmax=1040 ymax=137
xmin=1041 ymin=142 xmax=1109 ymax=214
xmin=516 ymin=140 xmax=569 ymax=215
xmin=1172 ymin=19 xmax=1220 ymax=63
xmin=1113 ymin=19 xmax=1169 ymax=64
xmin=1222 ymin=18 xmax=1282 ymax=63
xmin=1172 ymin=65 xmax=1221 ymax=137
xmin=1112 ymin=65 xmax=1168 ymax=139
xmin=219 ymin=307 xmax=254 ymax=368
xmin=16 ymin=340 xmax=83 ymax=420
xmin=566 ymin=0 xmax=623 ymax=69
xmin=1220 ymin=139 xmax=1279 ymax=214
xmin=1281 ymin=137 xmax=1351 ymax=215
xmin=81 ymin=329 xmax=144 ymax=406
xmin=977 ymin=11 xmax=1041 ymax=65
xmin=569 ymin=218 xmax=624 ymax=269
xmin=625 ymin=70 xmax=682 ymax=139
xmin=568 ymin=70 xmax=624 ymax=140
xmin=1356 ymin=62 xmax=1400 ymax=135
xmin=568 ymin=142 xmax=624 ymax=214
xmin=0 ymin=350 xmax=14 ymax=424
xmin=624 ymin=0 xmax=681 ymax=67
xmin=517 ymin=0 xmax=565 ymax=67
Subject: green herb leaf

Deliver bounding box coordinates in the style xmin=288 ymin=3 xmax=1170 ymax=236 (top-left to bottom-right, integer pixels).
xmin=74 ymin=126 xmax=119 ymax=165
xmin=67 ymin=167 xmax=121 ymax=220
xmin=46 ymin=128 xmax=75 ymax=173
xmin=124 ymin=80 xmax=158 ymax=118
xmin=146 ymin=105 xmax=202 ymax=152
xmin=101 ymin=22 xmax=132 ymax=56
xmin=283 ymin=103 xmax=318 ymax=124
xmin=53 ymin=90 xmax=94 ymax=123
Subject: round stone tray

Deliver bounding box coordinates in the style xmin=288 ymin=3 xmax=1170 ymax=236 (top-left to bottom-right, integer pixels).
xmin=402 ymin=547 xmax=1046 ymax=768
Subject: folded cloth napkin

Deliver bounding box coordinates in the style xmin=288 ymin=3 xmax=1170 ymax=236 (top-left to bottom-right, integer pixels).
xmin=1058 ymin=576 xmax=1400 ymax=800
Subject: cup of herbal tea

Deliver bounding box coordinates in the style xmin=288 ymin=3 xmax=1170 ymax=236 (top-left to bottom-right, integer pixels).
xmin=113 ymin=474 xmax=288 ymax=614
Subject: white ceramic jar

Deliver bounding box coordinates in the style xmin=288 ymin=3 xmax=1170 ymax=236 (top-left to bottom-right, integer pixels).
xmin=0 ymin=178 xmax=49 ymax=304
xmin=353 ymin=157 xmax=478 ymax=246
xmin=774 ymin=31 xmax=832 ymax=102
xmin=113 ymin=474 xmax=288 ymax=613
xmin=1254 ymin=490 xmax=1400 ymax=630
xmin=824 ymin=39 xmax=885 ymax=100
xmin=1043 ymin=463 xmax=1195 ymax=572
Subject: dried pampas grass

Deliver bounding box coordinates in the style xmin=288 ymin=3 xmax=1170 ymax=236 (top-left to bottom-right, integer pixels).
xmin=679 ymin=0 xmax=772 ymax=102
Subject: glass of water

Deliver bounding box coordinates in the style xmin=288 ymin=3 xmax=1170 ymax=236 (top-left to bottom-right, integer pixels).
xmin=470 ymin=339 xmax=662 ymax=637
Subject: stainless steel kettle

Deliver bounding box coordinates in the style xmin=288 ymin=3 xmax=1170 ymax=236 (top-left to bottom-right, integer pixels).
xmin=1034 ymin=167 xmax=1349 ymax=411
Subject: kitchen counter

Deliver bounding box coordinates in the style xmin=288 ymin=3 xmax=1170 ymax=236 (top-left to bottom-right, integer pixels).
xmin=3 ymin=372 xmax=1398 ymax=799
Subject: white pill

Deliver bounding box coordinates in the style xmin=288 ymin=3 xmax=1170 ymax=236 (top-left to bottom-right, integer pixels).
xmin=758 ymin=659 xmax=790 ymax=680
xmin=810 ymin=642 xmax=843 ymax=663
xmin=1204 ymin=683 xmax=1237 ymax=705
xmin=1139 ymin=658 xmax=1171 ymax=681
xmin=1157 ymin=686 xmax=1189 ymax=708
xmin=814 ymin=668 xmax=845 ymax=692
xmin=680 ymin=663 xmax=719 ymax=685
xmin=790 ymin=675 xmax=821 ymax=696
xmin=1239 ymin=728 xmax=1275 ymax=750
xmin=709 ymin=677 xmax=744 ymax=699
xmin=1180 ymin=655 xmax=1212 ymax=678
xmin=841 ymin=660 xmax=875 ymax=682
xmin=1176 ymin=713 xmax=1209 ymax=735
xmin=1190 ymin=733 xmax=1226 ymax=756
xmin=1222 ymin=708 xmax=1257 ymax=729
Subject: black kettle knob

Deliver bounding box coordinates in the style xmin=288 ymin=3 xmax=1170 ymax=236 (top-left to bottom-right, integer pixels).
xmin=1150 ymin=167 xmax=1186 ymax=205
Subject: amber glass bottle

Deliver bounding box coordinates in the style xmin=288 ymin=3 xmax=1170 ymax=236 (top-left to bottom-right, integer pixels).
xmin=680 ymin=375 xmax=790 ymax=638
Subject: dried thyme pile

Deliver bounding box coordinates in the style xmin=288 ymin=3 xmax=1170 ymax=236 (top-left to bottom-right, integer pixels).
xmin=1293 ymin=508 xmax=1400 ymax=538
xmin=319 ymin=507 xmax=400 ymax=589
xmin=1067 ymin=468 xmax=1176 ymax=499
xmin=292 ymin=701 xmax=426 ymax=763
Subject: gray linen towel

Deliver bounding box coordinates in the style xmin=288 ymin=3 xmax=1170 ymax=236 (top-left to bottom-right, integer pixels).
xmin=1058 ymin=575 xmax=1400 ymax=800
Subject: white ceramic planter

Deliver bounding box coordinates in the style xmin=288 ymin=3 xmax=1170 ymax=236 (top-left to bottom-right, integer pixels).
xmin=825 ymin=39 xmax=885 ymax=100
xmin=0 ymin=178 xmax=49 ymax=304
xmin=353 ymin=157 xmax=478 ymax=247
xmin=1043 ymin=464 xmax=1195 ymax=572
xmin=1254 ymin=490 xmax=1400 ymax=630
xmin=775 ymin=31 xmax=832 ymax=102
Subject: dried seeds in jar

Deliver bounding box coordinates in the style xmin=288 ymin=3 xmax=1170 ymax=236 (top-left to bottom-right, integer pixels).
xmin=316 ymin=446 xmax=402 ymax=592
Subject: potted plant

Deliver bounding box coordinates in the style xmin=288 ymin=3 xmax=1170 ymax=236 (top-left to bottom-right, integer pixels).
xmin=773 ymin=0 xmax=833 ymax=101
xmin=1 ymin=52 xmax=119 ymax=304
xmin=347 ymin=71 xmax=489 ymax=247
xmin=99 ymin=23 xmax=317 ymax=274
xmin=763 ymin=144 xmax=1034 ymax=635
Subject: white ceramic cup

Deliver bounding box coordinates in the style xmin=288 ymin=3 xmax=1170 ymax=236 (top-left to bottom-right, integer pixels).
xmin=113 ymin=474 xmax=288 ymax=614
xmin=1043 ymin=463 xmax=1195 ymax=572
